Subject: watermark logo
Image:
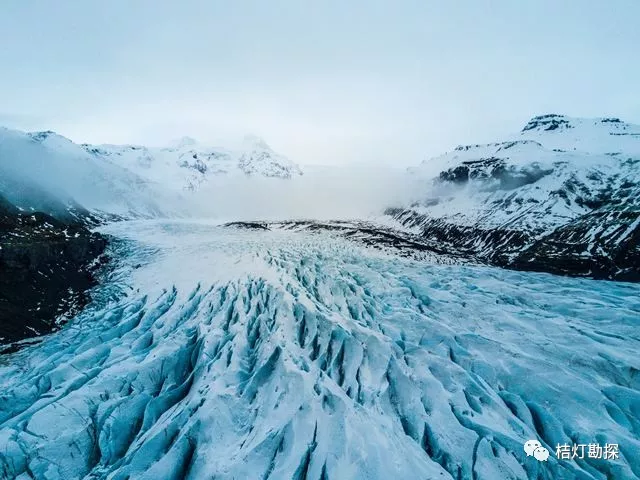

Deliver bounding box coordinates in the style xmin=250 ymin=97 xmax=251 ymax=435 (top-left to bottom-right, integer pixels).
xmin=556 ymin=443 xmax=619 ymax=460
xmin=525 ymin=440 xmax=620 ymax=462
xmin=524 ymin=440 xmax=550 ymax=462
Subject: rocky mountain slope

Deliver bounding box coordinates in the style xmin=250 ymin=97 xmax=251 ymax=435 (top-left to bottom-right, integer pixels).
xmin=0 ymin=193 xmax=106 ymax=348
xmin=389 ymin=115 xmax=640 ymax=281
xmin=0 ymin=126 xmax=188 ymax=346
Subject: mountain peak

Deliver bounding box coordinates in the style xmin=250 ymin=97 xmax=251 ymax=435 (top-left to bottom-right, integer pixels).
xmin=521 ymin=114 xmax=573 ymax=132
xmin=521 ymin=114 xmax=638 ymax=135
xmin=27 ymin=130 xmax=75 ymax=144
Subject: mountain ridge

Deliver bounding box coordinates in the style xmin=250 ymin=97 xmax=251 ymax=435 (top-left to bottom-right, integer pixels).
xmin=81 ymin=132 xmax=303 ymax=192
xmin=389 ymin=114 xmax=640 ymax=281
xmin=0 ymin=126 xmax=302 ymax=221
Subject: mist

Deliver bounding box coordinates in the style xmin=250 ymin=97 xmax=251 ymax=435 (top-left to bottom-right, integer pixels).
xmin=188 ymin=165 xmax=426 ymax=222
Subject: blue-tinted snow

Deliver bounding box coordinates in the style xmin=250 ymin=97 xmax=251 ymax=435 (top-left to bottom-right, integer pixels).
xmin=1 ymin=220 xmax=638 ymax=479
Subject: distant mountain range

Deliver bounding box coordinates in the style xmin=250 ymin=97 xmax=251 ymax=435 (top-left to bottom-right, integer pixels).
xmin=0 ymin=127 xmax=302 ymax=222
xmin=82 ymin=133 xmax=302 ymax=192
xmin=388 ymin=114 xmax=640 ymax=281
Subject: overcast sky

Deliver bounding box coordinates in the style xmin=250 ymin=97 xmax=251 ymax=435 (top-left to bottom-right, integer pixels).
xmin=1 ymin=1 xmax=639 ymax=166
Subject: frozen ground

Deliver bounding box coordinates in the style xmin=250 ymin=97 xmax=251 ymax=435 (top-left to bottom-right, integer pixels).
xmin=1 ymin=220 xmax=639 ymax=479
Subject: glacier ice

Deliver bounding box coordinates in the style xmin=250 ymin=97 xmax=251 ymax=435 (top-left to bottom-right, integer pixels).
xmin=0 ymin=220 xmax=639 ymax=479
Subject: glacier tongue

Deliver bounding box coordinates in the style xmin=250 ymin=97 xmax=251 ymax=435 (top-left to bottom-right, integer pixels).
xmin=1 ymin=221 xmax=639 ymax=480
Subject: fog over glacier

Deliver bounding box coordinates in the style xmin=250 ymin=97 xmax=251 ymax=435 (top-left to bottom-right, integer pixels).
xmin=189 ymin=166 xmax=425 ymax=221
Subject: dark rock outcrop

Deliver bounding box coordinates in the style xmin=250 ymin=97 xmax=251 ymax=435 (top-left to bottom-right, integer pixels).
xmin=510 ymin=209 xmax=640 ymax=281
xmin=0 ymin=194 xmax=107 ymax=348
xmin=438 ymin=157 xmax=554 ymax=190
xmin=521 ymin=114 xmax=573 ymax=132
xmin=386 ymin=206 xmax=640 ymax=282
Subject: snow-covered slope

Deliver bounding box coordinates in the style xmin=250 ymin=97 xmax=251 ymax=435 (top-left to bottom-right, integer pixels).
xmin=0 ymin=220 xmax=638 ymax=479
xmin=391 ymin=115 xmax=640 ymax=281
xmin=83 ymin=134 xmax=303 ymax=192
xmin=0 ymin=127 xmax=302 ymax=222
xmin=0 ymin=128 xmax=184 ymax=221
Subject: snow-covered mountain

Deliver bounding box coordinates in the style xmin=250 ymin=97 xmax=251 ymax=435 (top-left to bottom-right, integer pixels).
xmin=389 ymin=115 xmax=640 ymax=281
xmin=0 ymin=128 xmax=185 ymax=221
xmin=83 ymin=134 xmax=303 ymax=192
xmin=0 ymin=127 xmax=302 ymax=221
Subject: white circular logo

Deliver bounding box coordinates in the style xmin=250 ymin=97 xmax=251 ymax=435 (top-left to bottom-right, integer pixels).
xmin=524 ymin=439 xmax=550 ymax=462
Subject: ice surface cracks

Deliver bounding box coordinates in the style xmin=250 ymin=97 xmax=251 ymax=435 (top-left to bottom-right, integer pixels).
xmin=1 ymin=224 xmax=639 ymax=479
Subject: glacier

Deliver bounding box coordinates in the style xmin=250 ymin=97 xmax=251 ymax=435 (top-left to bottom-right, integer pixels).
xmin=1 ymin=220 xmax=638 ymax=479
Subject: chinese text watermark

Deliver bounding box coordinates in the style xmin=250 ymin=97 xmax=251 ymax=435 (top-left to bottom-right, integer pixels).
xmin=524 ymin=440 xmax=619 ymax=462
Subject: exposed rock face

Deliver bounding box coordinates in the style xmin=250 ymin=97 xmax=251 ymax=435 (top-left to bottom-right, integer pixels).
xmin=510 ymin=209 xmax=640 ymax=281
xmin=391 ymin=115 xmax=640 ymax=281
xmin=0 ymin=194 xmax=107 ymax=347
xmin=521 ymin=114 xmax=573 ymax=132
xmin=386 ymin=207 xmax=640 ymax=281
